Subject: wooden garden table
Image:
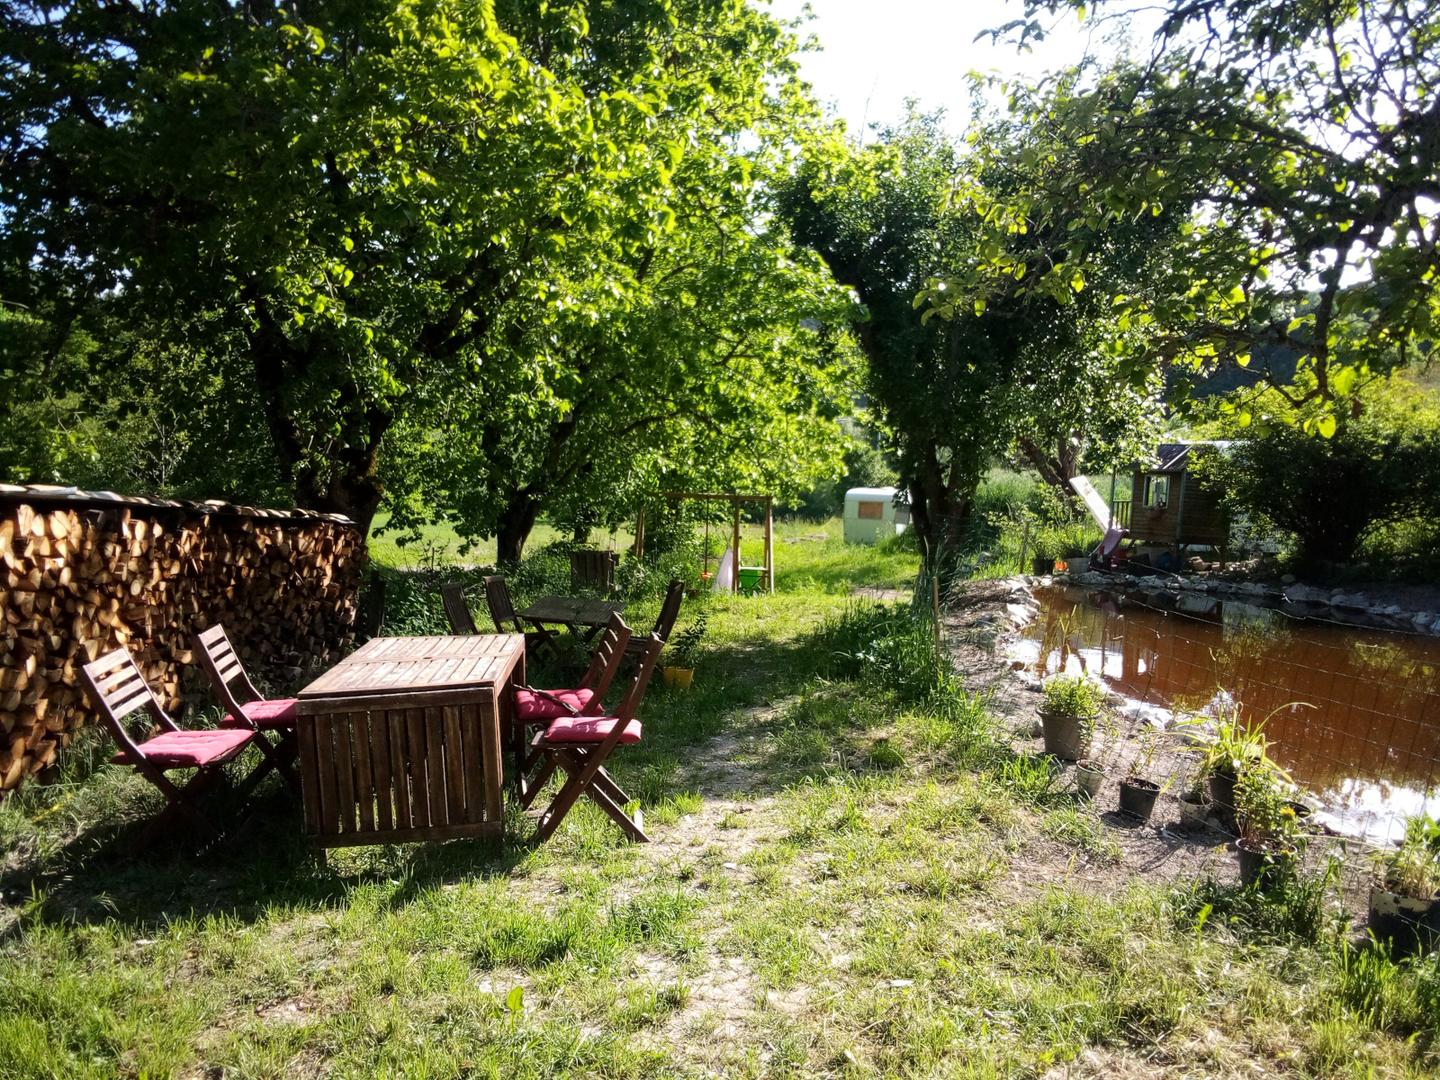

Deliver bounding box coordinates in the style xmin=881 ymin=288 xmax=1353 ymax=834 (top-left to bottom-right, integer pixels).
xmin=516 ymin=595 xmax=623 ymax=640
xmin=294 ymin=634 xmax=525 ymax=847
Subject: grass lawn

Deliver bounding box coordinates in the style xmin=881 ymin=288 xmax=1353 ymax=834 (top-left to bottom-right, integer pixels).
xmin=2 ymin=518 xmax=1438 ymax=1077
xmin=367 ymin=514 xmax=639 ymax=570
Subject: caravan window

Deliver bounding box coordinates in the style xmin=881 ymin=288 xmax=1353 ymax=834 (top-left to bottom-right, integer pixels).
xmin=1144 ymin=475 xmax=1170 ymax=508
xmin=857 ymin=500 xmax=883 ymax=520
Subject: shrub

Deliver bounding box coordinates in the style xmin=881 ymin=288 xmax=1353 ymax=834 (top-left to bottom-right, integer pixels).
xmin=1196 ymin=373 xmax=1440 ymax=571
xmin=820 ymin=603 xmax=950 ymax=702
xmin=1374 ymin=814 xmax=1440 ymax=899
xmin=1040 ymin=675 xmax=1105 ymax=721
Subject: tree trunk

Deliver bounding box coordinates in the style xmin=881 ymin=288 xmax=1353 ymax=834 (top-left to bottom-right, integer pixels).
xmin=904 ymin=450 xmax=976 ymax=560
xmin=1019 ymin=436 xmax=1082 ymax=509
xmin=496 ymin=495 xmax=541 ymax=565
xmin=250 ymin=322 xmax=390 ymax=540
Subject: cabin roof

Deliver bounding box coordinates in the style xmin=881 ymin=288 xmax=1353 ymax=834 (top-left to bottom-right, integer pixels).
xmin=1144 ymin=440 xmax=1234 ymax=473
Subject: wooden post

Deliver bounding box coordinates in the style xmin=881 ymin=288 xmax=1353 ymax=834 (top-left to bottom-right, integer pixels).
xmin=632 ymin=507 xmax=645 ymax=558
xmin=764 ymin=496 xmax=774 ymax=593
xmin=732 ymin=502 xmax=741 ymax=595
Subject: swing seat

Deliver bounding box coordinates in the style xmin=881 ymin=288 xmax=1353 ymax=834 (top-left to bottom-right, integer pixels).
xmin=737 ymin=566 xmax=766 ymax=594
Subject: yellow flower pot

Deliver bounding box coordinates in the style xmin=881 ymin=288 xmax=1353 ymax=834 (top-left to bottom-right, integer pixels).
xmin=662 ymin=666 xmax=694 ymax=690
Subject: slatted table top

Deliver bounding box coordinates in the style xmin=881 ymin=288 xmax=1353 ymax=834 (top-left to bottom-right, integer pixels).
xmin=517 ymin=595 xmax=623 ymax=627
xmin=299 ymin=634 xmax=525 ymax=699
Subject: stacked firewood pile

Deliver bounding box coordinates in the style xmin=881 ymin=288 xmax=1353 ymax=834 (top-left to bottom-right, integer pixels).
xmin=0 ymin=485 xmax=364 ymax=791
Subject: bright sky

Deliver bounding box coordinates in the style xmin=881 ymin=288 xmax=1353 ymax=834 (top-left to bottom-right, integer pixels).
xmin=766 ymin=0 xmax=1158 ymax=135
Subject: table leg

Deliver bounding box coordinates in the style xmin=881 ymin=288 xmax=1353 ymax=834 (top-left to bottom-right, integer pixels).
xmin=510 ymin=649 xmax=527 ymax=793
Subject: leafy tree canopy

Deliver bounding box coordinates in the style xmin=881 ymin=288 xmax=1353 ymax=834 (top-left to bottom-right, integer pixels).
xmin=926 ymin=0 xmax=1440 ymax=437
xmin=1 ymin=0 xmax=847 ymax=544
xmin=779 ymin=111 xmax=1168 ymax=553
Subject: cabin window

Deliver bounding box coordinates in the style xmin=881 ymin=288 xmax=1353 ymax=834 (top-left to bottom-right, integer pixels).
xmin=857 ymin=500 xmax=884 ymax=520
xmin=1144 ymin=475 xmax=1170 ymax=508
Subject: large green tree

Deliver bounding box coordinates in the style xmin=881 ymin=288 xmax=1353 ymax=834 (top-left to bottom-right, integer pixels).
xmin=779 ymin=113 xmax=1164 ymax=553
xmin=936 ymin=0 xmax=1440 ymax=433
xmin=1 ymin=0 xmax=829 ymax=535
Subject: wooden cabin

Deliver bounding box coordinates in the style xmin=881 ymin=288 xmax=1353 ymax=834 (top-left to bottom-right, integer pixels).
xmin=1112 ymin=442 xmax=1229 ymax=550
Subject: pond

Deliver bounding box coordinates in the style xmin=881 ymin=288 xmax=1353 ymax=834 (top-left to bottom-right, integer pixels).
xmin=1010 ymin=584 xmax=1440 ymax=841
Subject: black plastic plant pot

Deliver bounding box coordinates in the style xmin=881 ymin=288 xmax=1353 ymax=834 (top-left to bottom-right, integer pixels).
xmin=1031 ymin=557 xmax=1056 ymax=576
xmin=1236 ymin=839 xmax=1296 ymax=889
xmin=1208 ymin=770 xmax=1237 ymax=828
xmin=1040 ymin=710 xmax=1092 ymax=763
xmin=1117 ymin=776 xmax=1160 ymax=821
xmin=1368 ymin=888 xmax=1440 ymax=957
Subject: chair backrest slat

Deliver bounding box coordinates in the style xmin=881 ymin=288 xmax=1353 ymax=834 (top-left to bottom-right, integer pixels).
xmin=615 ymin=633 xmax=665 ymax=723
xmin=483 ymin=575 xmax=519 ymax=634
xmin=579 ymin=633 xmax=665 ymax=762
xmin=106 ymin=683 xmax=156 ymax=721
xmin=652 ymin=579 xmax=685 ymax=642
xmin=579 ymin=613 xmax=632 ymax=706
xmin=440 ymin=582 xmax=478 ymax=636
xmin=82 ymin=648 xmax=179 ymax=763
xmin=194 ymin=623 xmax=261 ymax=717
xmin=94 ymin=662 xmax=147 ymax=697
xmin=570 ymin=549 xmax=618 ymax=593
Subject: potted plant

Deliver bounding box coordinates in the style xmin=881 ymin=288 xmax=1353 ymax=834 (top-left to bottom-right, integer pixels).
xmin=1177 ymin=776 xmax=1209 ymax=834
xmin=1074 ymin=756 xmax=1106 ymax=799
xmin=1117 ymin=728 xmax=1163 ymax=822
xmin=1196 ymin=713 xmax=1271 ymax=830
xmin=1369 ymin=815 xmax=1440 ymax=956
xmin=1233 ymin=764 xmax=1302 ymax=888
xmin=1039 ymin=676 xmax=1104 ymax=763
xmin=1030 ymin=532 xmax=1062 ymax=576
xmin=662 ymin=612 xmax=707 ymax=690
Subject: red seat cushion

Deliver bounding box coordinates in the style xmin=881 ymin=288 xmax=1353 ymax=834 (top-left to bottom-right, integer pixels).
xmin=219 ymin=697 xmax=299 ymax=730
xmin=112 ymin=728 xmax=254 ymax=768
xmin=542 ymin=715 xmax=641 ymax=746
xmin=514 ymin=687 xmax=596 ymax=722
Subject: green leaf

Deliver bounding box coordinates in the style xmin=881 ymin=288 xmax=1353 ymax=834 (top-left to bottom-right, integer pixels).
xmin=1316 ymin=414 xmax=1337 ymax=438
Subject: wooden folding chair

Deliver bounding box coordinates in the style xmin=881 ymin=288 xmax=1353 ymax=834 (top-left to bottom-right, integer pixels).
xmin=512 ymin=612 xmax=632 ymax=792
xmin=81 ymin=647 xmax=266 ymax=845
xmin=483 ymin=575 xmax=559 ymax=661
xmin=522 ymin=632 xmax=665 ymax=843
xmin=194 ymin=624 xmax=301 ymax=792
xmin=440 ymin=582 xmax=478 ymax=635
xmin=570 ymin=549 xmax=619 ymax=594
xmin=624 ymin=578 xmax=684 ymax=661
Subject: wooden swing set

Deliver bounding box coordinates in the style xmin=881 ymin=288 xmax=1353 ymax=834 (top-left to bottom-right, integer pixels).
xmin=631 ymin=492 xmax=774 ymax=594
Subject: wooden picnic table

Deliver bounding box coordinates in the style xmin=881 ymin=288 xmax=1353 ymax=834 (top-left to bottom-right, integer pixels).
xmin=517 ymin=594 xmax=623 ymax=639
xmin=294 ymin=634 xmax=525 ymax=847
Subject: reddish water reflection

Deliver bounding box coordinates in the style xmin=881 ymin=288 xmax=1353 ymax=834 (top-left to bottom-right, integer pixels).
xmin=1017 ymin=586 xmax=1440 ymax=815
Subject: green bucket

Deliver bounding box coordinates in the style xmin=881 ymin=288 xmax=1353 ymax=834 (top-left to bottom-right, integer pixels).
xmin=737 ymin=567 xmax=765 ymax=595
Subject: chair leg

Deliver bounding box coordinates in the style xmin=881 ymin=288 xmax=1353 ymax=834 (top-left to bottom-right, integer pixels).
xmin=134 ymin=766 xmax=222 ymax=852
xmin=520 ymin=754 xmax=560 ymax=810
xmin=590 ymin=766 xmax=631 ymax=807
xmin=532 ymin=756 xmax=591 ymax=842
xmin=533 ymin=747 xmax=648 ymax=843
xmin=234 ymin=745 xmax=278 ymax=801
xmin=581 ymin=780 xmax=649 ymax=843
